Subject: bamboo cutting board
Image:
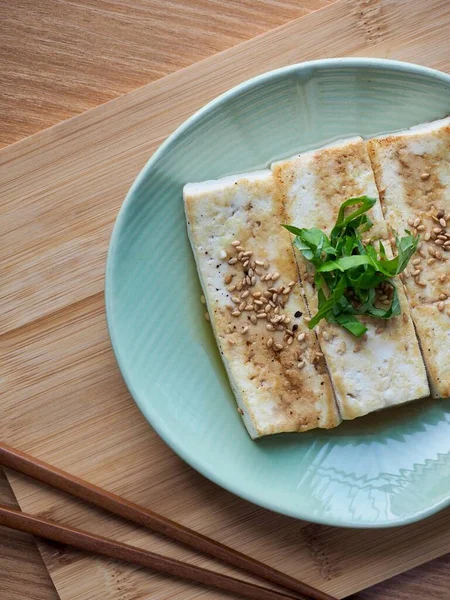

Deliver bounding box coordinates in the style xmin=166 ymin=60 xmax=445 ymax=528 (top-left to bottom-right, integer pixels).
xmin=1 ymin=0 xmax=450 ymax=598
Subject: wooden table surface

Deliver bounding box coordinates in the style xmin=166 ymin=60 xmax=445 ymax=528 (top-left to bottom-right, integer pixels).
xmin=0 ymin=1 xmax=448 ymax=599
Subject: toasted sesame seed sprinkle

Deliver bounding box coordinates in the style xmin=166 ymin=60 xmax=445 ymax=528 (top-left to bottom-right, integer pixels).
xmin=220 ymin=250 xmax=227 ymax=259
xmin=287 ymin=337 xmax=294 ymax=346
xmin=254 ymin=299 xmax=263 ymax=306
xmin=255 ymin=268 xmax=262 ymax=276
xmin=250 ymin=314 xmax=257 ymax=324
xmin=225 ymin=274 xmax=233 ymax=285
xmin=424 ymin=232 xmax=431 ymax=241
xmin=435 ymin=239 xmax=444 ymax=246
xmin=251 ymin=276 xmax=257 ymax=286
xmin=322 ymin=331 xmax=330 ymax=341
xmin=264 ymin=259 xmax=270 ymax=269
xmin=272 ymin=272 xmax=280 ymax=281
xmin=204 ymin=312 xmax=210 ymax=321
xmin=235 ymin=245 xmax=244 ymax=252
xmin=433 ymin=227 xmax=442 ymax=234
xmin=412 ymin=258 xmax=421 ymax=265
xmin=200 ymin=295 xmax=206 ymax=304
xmin=417 ymin=224 xmax=425 ymax=232
xmin=228 ymin=257 xmax=238 ymax=265
xmin=435 ymin=251 xmax=443 ymax=259
xmin=416 ymin=279 xmax=427 ymax=287
xmin=256 ymin=312 xmax=267 ymax=319
xmin=407 ymin=217 xmax=414 ymax=226
xmin=244 ymin=304 xmax=254 ymax=311
xmin=266 ymin=323 xmax=275 ymax=331
xmin=439 ymin=274 xmax=446 ymax=282
xmin=231 ymin=240 xmax=241 ymax=247
xmin=288 ymin=281 xmax=296 ymax=287
xmin=267 ymin=337 xmax=273 ymax=349
xmin=274 ymin=343 xmax=284 ymax=351
xmin=242 ymin=326 xmax=249 ymax=334
xmin=255 ymin=260 xmax=264 ymax=266
xmin=231 ymin=310 xmax=241 ymax=317
xmin=414 ymin=217 xmax=422 ymax=227
xmin=243 ymin=250 xmax=253 ymax=257
xmin=419 ymin=250 xmax=427 ymax=258
xmin=297 ymin=361 xmax=305 ymax=369
xmin=297 ymin=332 xmax=306 ymax=342
xmin=428 ymin=258 xmax=436 ymax=265
xmin=420 ymin=172 xmax=430 ymax=180
xmin=241 ymin=290 xmax=250 ymax=299
xmin=250 ymin=260 xmax=256 ymax=270
xmin=439 ymin=293 xmax=447 ymax=300
xmin=438 ymin=301 xmax=445 ymax=311
xmin=238 ymin=251 xmax=244 ymax=260
xmin=440 ymin=218 xmax=447 ymax=228
xmin=227 ymin=337 xmax=235 ymax=345
xmin=243 ymin=260 xmax=249 ymax=268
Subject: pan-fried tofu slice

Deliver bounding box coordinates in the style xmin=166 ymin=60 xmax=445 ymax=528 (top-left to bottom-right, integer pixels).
xmin=367 ymin=117 xmax=450 ymax=398
xmin=184 ymin=170 xmax=339 ymax=438
xmin=273 ymin=137 xmax=430 ymax=420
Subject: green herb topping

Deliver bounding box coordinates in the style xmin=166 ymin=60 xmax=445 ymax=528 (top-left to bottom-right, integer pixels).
xmin=283 ymin=196 xmax=419 ymax=338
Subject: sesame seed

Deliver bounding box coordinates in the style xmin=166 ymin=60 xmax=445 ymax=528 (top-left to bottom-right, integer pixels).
xmin=435 ymin=239 xmax=444 ymax=246
xmin=272 ymin=293 xmax=278 ymax=303
xmin=304 ymin=317 xmax=311 ymax=323
xmin=420 ymin=172 xmax=430 ymax=180
xmin=228 ymin=257 xmax=238 ymax=265
xmin=250 ymin=260 xmax=256 ymax=270
xmin=272 ymin=272 xmax=280 ymax=281
xmin=440 ymin=218 xmax=447 ymax=228
xmin=407 ymin=217 xmax=414 ymax=226
xmin=225 ymin=274 xmax=233 ymax=285
xmin=438 ymin=301 xmax=445 ymax=311
xmin=402 ymin=313 xmax=408 ymax=324
xmin=297 ymin=332 xmax=306 ymax=342
xmin=424 ymin=232 xmax=431 ymax=241
xmin=260 ymin=274 xmax=267 ymax=281
xmin=227 ymin=337 xmax=235 ymax=345
xmin=238 ymin=251 xmax=244 ymax=260
xmin=323 ymin=331 xmax=330 ymax=341
xmin=243 ymin=250 xmax=253 ymax=257
xmin=337 ymin=342 xmax=347 ymax=354
xmin=235 ymin=245 xmax=244 ymax=252
xmin=231 ymin=240 xmax=241 ymax=247
xmin=287 ymin=337 xmax=294 ymax=346
xmin=204 ymin=312 xmax=210 ymax=321
xmin=236 ymin=282 xmax=243 ymax=291
xmin=255 ymin=268 xmax=262 ymax=276
xmin=243 ymin=260 xmax=249 ymax=268
xmin=412 ymin=258 xmax=421 ymax=265
xmin=254 ymin=299 xmax=263 ymax=306
xmin=256 ymin=312 xmax=267 ymax=319
xmin=251 ymin=291 xmax=261 ymax=298
xmin=250 ymin=314 xmax=257 ymax=325
xmin=419 ymin=250 xmax=427 ymax=258
xmin=284 ymin=317 xmax=291 ymax=324
xmin=248 ymin=268 xmax=254 ymax=277
xmin=244 ymin=304 xmax=254 ymax=311
xmin=246 ymin=276 xmax=251 ymax=285
xmin=288 ymin=281 xmax=296 ymax=287
xmin=242 ymin=326 xmax=249 ymax=334
xmin=251 ymin=276 xmax=257 ymax=286
xmin=436 ymin=251 xmax=443 ymax=260
xmin=416 ymin=279 xmax=427 ymax=287
xmin=414 ymin=217 xmax=422 ymax=227
xmin=231 ymin=296 xmax=240 ymax=304
xmin=220 ymin=249 xmax=227 ymax=259
xmin=412 ymin=269 xmax=421 ymax=277
xmin=437 ymin=234 xmax=447 ymax=241
xmin=417 ymin=224 xmax=425 ymax=232
xmin=439 ymin=293 xmax=447 ymax=300
xmin=266 ymin=323 xmax=275 ymax=331
xmin=427 ymin=258 xmax=436 ymax=265
xmin=433 ymin=227 xmax=442 ymax=234
xmin=200 ymin=294 xmax=206 ymax=304
xmin=264 ymin=260 xmax=270 ymax=270
xmin=439 ymin=274 xmax=446 ymax=282
xmin=255 ymin=260 xmax=264 ymax=266
xmin=266 ymin=338 xmax=273 ymax=349
xmin=231 ymin=310 xmax=241 ymax=317
xmin=444 ymin=241 xmax=450 ymax=248
xmin=241 ymin=290 xmax=250 ymax=299
xmin=274 ymin=343 xmax=284 ymax=351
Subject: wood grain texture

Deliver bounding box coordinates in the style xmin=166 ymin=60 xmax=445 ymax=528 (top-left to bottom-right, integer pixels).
xmin=0 ymin=469 xmax=59 ymax=600
xmin=1 ymin=0 xmax=450 ymax=599
xmin=0 ymin=0 xmax=332 ymax=148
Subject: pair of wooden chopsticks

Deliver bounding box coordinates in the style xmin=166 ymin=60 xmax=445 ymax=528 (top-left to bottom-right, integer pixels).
xmin=0 ymin=443 xmax=337 ymax=600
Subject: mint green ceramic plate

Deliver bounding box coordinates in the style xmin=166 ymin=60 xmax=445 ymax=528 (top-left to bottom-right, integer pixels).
xmin=106 ymin=59 xmax=450 ymax=527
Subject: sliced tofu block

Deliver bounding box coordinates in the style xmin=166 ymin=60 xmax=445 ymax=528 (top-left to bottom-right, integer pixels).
xmin=367 ymin=117 xmax=450 ymax=398
xmin=184 ymin=170 xmax=339 ymax=438
xmin=273 ymin=137 xmax=430 ymax=420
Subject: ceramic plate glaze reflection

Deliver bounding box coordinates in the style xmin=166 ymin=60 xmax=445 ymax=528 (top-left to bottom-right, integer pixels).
xmin=106 ymin=58 xmax=450 ymax=527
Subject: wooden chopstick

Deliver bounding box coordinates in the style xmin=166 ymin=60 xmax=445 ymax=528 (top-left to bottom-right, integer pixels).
xmin=0 ymin=504 xmax=304 ymax=600
xmin=0 ymin=442 xmax=337 ymax=600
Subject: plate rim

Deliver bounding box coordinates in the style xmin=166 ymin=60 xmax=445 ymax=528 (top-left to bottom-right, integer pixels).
xmin=106 ymin=57 xmax=450 ymax=528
